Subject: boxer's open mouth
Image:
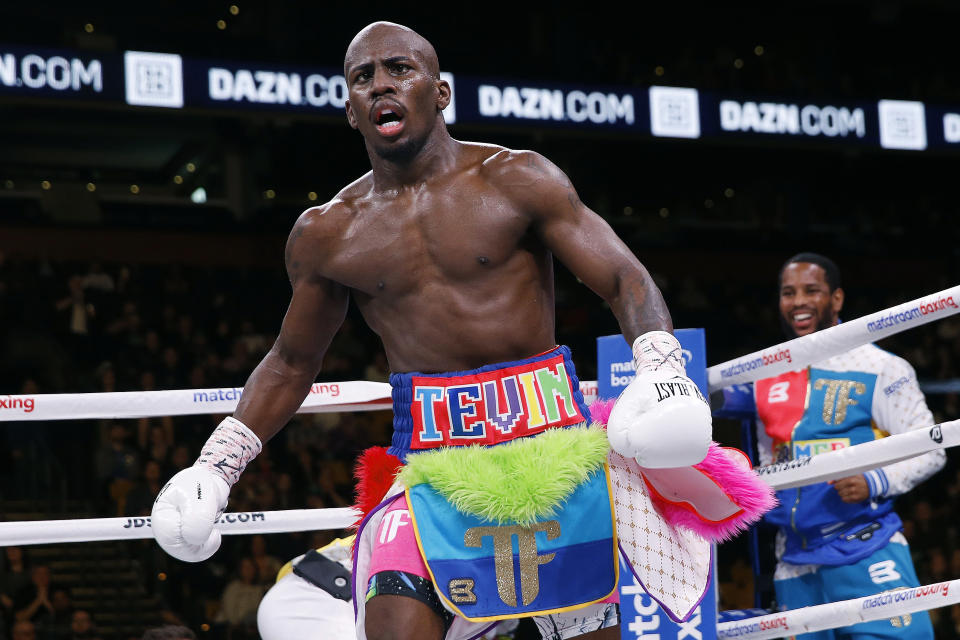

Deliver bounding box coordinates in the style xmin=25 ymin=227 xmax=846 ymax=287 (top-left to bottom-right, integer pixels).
xmin=373 ymin=103 xmax=405 ymax=137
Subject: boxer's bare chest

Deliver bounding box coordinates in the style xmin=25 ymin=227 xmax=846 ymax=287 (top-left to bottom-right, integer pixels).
xmin=324 ymin=175 xmax=538 ymax=298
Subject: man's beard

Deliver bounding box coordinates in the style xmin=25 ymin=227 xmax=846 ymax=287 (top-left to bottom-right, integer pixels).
xmin=780 ymin=310 xmax=835 ymax=339
xmin=373 ymin=134 xmax=427 ymax=163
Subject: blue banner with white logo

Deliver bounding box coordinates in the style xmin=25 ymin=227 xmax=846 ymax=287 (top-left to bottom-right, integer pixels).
xmin=596 ymin=330 xmax=717 ymax=640
xmin=597 ymin=329 xmax=708 ymax=400
xmin=620 ymin=557 xmax=716 ymax=640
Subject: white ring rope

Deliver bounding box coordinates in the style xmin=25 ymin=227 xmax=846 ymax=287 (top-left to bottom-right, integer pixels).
xmin=756 ymin=419 xmax=960 ymax=490
xmin=5 ymin=419 xmax=956 ymax=546
xmin=0 ymin=381 xmax=600 ymax=423
xmin=0 ymin=381 xmax=393 ymax=422
xmin=708 ymin=285 xmax=960 ymax=392
xmin=0 ymin=508 xmax=359 ymax=546
xmin=717 ymin=579 xmax=960 ymax=639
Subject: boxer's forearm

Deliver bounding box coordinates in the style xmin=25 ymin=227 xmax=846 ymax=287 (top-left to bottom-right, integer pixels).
xmin=232 ymin=347 xmax=322 ymax=443
xmin=608 ymin=267 xmax=674 ymax=343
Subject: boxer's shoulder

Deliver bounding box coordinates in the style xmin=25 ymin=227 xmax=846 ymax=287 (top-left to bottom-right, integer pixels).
xmin=291 ymin=174 xmax=373 ymax=242
xmin=478 ymin=146 xmax=561 ymax=183
xmin=478 ymin=147 xmax=573 ymax=215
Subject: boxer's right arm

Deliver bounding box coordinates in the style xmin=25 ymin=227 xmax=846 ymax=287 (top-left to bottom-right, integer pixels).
xmin=153 ymin=207 xmax=349 ymax=562
xmin=488 ymin=150 xmax=711 ymax=467
xmin=233 ymin=209 xmax=350 ymax=441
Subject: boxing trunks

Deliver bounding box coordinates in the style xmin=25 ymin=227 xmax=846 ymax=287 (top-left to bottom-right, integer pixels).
xmin=353 ymin=346 xmax=763 ymax=640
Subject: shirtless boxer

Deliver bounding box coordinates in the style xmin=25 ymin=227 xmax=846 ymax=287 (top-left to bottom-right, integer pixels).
xmin=152 ymin=22 xmax=712 ymax=640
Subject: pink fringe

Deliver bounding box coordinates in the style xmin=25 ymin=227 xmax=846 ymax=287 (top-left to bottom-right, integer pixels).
xmin=589 ymin=398 xmax=616 ymax=428
xmin=589 ymin=398 xmax=776 ymax=542
xmin=651 ymin=443 xmax=776 ymax=542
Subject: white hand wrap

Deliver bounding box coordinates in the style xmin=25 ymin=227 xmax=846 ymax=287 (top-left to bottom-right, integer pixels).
xmin=607 ymin=332 xmax=712 ymax=468
xmin=195 ymin=416 xmax=263 ymax=487
xmin=632 ymin=330 xmax=687 ymax=376
xmin=152 ymin=417 xmax=262 ymax=562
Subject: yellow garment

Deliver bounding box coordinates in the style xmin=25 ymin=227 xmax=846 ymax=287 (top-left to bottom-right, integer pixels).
xmin=275 ymin=535 xmax=356 ymax=582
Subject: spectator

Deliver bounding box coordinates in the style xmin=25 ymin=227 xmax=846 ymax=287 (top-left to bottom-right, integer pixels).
xmin=0 ymin=547 xmax=31 ymax=620
xmin=67 ymin=609 xmax=101 ymax=640
xmin=126 ymin=460 xmax=166 ymax=517
xmin=94 ymin=424 xmax=140 ymax=515
xmin=750 ymin=254 xmax=944 ymax=638
xmin=47 ymin=587 xmax=74 ymax=637
xmin=81 ymin=263 xmax=115 ymax=293
xmin=213 ymin=557 xmax=266 ymax=633
xmin=54 ymin=276 xmax=94 ymax=340
xmin=248 ymin=537 xmax=281 ymax=586
xmin=138 ymin=424 xmax=172 ymax=468
xmin=141 ymin=626 xmax=196 ymax=640
xmin=13 ymin=565 xmax=56 ymax=625
xmin=10 ymin=620 xmax=35 ymax=640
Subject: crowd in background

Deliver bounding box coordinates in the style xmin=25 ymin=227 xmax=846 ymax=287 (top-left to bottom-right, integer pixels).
xmin=0 ymin=255 xmax=957 ymax=639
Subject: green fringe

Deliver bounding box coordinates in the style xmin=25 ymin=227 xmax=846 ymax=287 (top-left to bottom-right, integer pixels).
xmin=398 ymin=426 xmax=609 ymax=525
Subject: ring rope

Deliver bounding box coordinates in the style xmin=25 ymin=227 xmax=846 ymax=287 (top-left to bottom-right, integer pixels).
xmin=717 ymin=579 xmax=960 ymax=639
xmin=0 ymin=381 xmax=393 ymax=422
xmin=4 ymin=419 xmax=956 ymax=546
xmin=756 ymin=419 xmax=959 ymax=490
xmin=707 ymin=284 xmax=960 ymax=391
xmin=0 ymin=381 xmax=600 ymax=423
xmin=0 ymin=507 xmax=359 ymax=546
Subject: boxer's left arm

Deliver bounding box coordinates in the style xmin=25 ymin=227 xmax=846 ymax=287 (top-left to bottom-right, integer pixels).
xmin=490 ymin=150 xmax=711 ymax=467
xmin=490 ymin=151 xmax=670 ymax=342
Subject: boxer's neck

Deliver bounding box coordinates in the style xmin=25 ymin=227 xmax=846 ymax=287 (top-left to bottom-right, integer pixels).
xmin=368 ymin=126 xmax=459 ymax=192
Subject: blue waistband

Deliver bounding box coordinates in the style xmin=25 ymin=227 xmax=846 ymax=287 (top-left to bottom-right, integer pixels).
xmin=388 ymin=345 xmax=590 ymax=462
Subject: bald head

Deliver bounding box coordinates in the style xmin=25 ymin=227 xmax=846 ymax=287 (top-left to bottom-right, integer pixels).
xmin=344 ymin=22 xmax=440 ymax=79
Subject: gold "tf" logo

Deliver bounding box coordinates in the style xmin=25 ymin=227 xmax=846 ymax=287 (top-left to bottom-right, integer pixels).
xmin=814 ymin=379 xmax=867 ymax=425
xmin=463 ymin=521 xmax=560 ymax=607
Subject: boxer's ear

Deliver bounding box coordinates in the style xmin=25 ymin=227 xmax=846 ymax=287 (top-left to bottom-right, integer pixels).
xmin=345 ymin=100 xmax=358 ymax=130
xmin=436 ymin=78 xmax=451 ymax=112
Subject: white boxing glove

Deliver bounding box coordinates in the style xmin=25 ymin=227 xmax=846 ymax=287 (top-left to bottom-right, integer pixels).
xmin=607 ymin=331 xmax=712 ymax=468
xmin=152 ymin=416 xmax=262 ymax=562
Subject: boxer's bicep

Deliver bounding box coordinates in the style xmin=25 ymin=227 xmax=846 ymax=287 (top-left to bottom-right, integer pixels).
xmin=233 ymin=215 xmax=348 ymax=439
xmin=274 ymin=276 xmax=349 ymax=373
xmin=507 ymin=152 xmax=672 ymax=337
xmin=542 ymin=199 xmax=671 ymax=338
xmin=276 ymin=210 xmax=349 ymax=372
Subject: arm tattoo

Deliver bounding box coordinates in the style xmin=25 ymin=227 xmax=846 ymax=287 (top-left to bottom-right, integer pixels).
xmin=285 ymin=226 xmax=305 ymax=284
xmin=528 ymin=153 xmax=573 ymax=187
xmin=615 ymin=272 xmax=672 ymax=339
